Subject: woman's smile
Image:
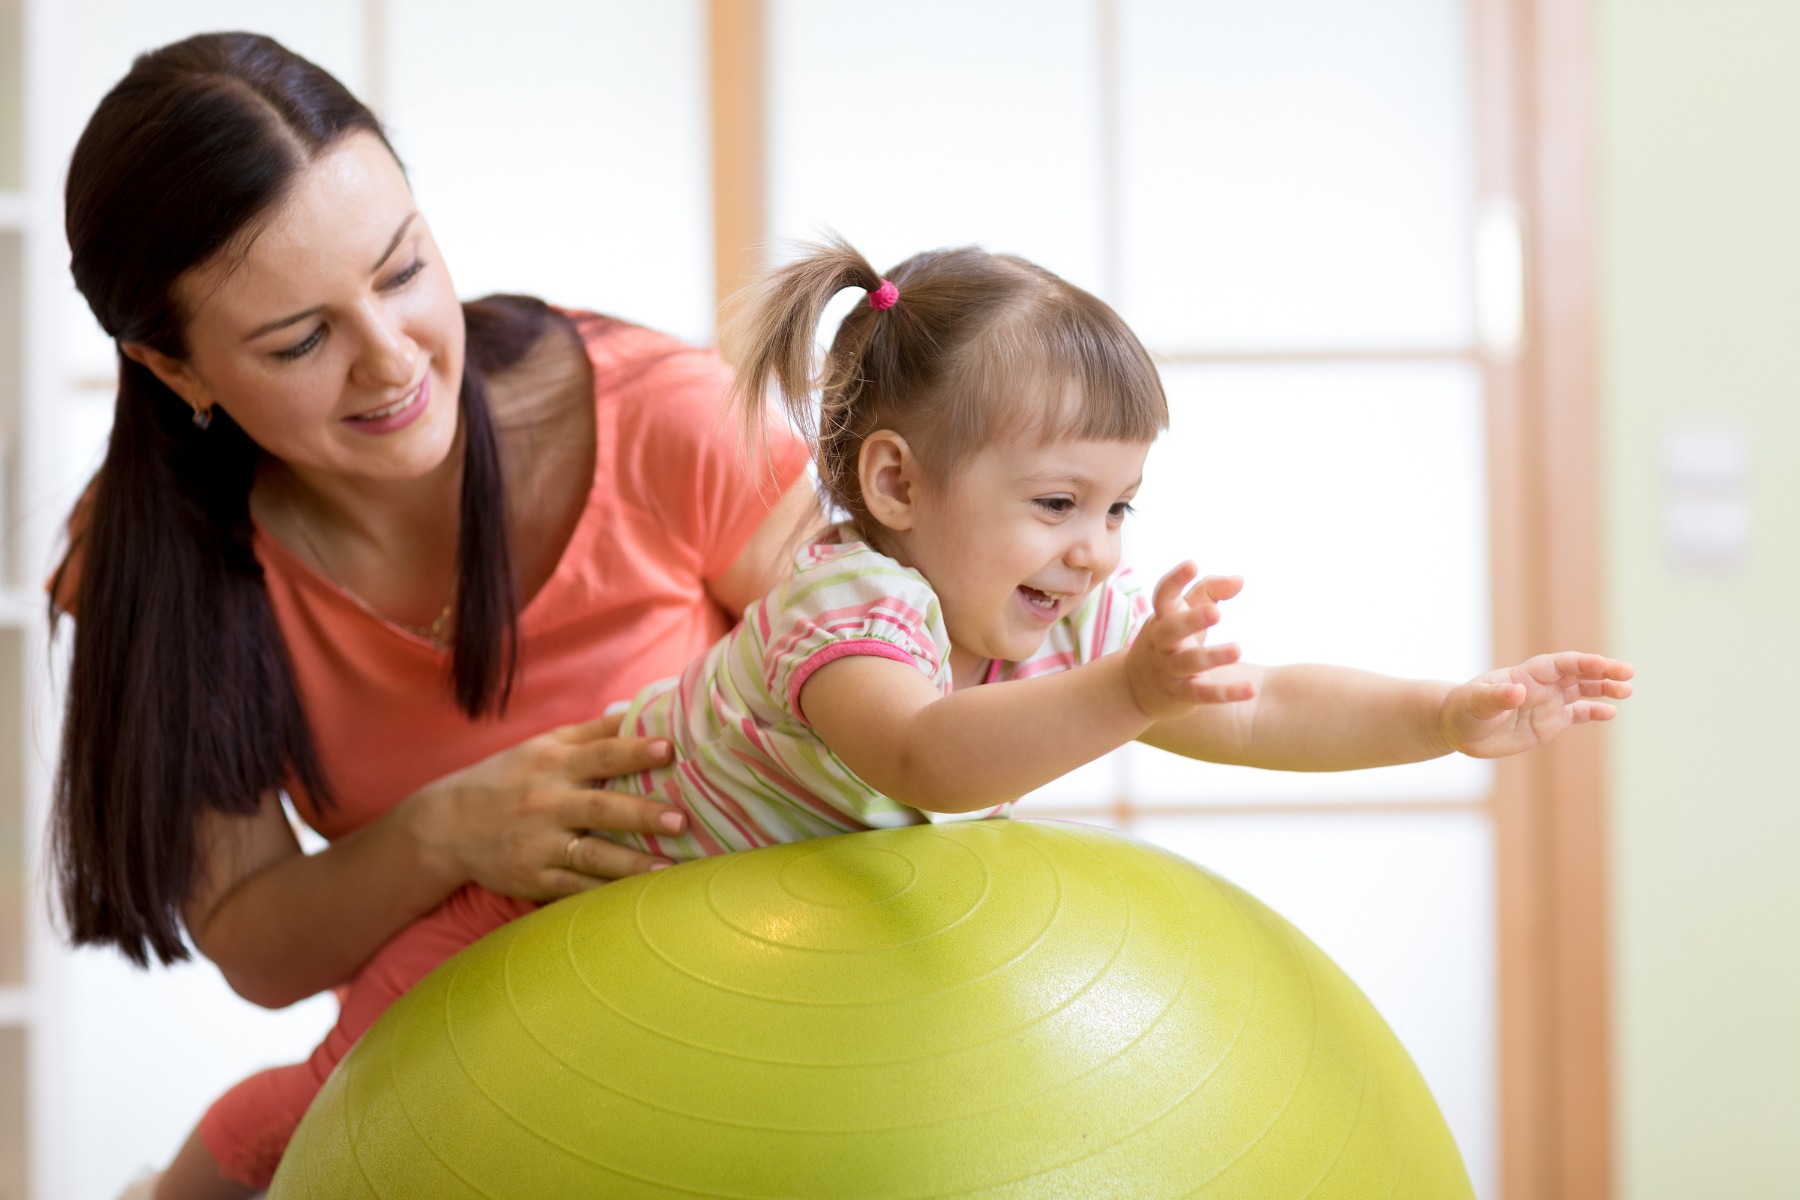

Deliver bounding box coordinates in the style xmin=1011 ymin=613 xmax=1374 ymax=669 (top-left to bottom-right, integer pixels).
xmin=343 ymin=372 xmax=430 ymax=435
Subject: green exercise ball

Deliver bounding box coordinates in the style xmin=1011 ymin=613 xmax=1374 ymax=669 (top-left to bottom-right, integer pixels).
xmin=270 ymin=820 xmax=1473 ymax=1198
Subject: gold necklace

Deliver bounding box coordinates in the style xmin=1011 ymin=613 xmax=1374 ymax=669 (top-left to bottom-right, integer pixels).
xmin=289 ymin=506 xmax=456 ymax=651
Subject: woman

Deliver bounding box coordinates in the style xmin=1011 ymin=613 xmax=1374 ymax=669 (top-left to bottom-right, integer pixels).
xmin=51 ymin=32 xmax=812 ymax=1197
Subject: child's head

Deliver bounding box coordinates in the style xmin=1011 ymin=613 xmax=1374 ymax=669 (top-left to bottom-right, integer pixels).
xmin=725 ymin=237 xmax=1168 ymax=669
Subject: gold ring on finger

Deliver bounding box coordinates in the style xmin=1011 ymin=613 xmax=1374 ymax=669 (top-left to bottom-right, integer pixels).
xmin=564 ymin=833 xmax=585 ymax=871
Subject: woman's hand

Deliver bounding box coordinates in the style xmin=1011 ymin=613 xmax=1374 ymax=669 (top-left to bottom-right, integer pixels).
xmin=1440 ymin=651 xmax=1635 ymax=759
xmin=406 ymin=713 xmax=685 ymax=900
xmin=1125 ymin=564 xmax=1254 ymax=722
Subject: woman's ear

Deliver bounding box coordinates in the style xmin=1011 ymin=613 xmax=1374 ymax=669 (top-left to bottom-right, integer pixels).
xmin=119 ymin=342 xmax=214 ymax=418
xmin=859 ymin=430 xmax=920 ymax=533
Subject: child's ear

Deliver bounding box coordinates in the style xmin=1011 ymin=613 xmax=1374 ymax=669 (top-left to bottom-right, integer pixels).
xmin=859 ymin=430 xmax=919 ymax=532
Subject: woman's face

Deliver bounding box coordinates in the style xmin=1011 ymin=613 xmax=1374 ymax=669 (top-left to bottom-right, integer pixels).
xmin=148 ymin=131 xmax=465 ymax=489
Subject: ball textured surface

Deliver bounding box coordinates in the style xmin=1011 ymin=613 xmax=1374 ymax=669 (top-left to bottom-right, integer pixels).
xmin=271 ymin=820 xmax=1473 ymax=1198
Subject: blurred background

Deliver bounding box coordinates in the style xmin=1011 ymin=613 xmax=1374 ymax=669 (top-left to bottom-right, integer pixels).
xmin=0 ymin=1 xmax=1792 ymax=1198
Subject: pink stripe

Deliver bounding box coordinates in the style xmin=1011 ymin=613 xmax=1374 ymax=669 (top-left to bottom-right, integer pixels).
xmin=728 ymin=747 xmax=861 ymax=827
xmin=788 ymin=638 xmax=917 ymax=725
xmin=662 ymin=778 xmax=729 ymax=855
xmin=1013 ymin=651 xmax=1078 ymax=680
xmin=1091 ymin=586 xmax=1114 ymax=662
xmin=681 ymin=764 xmax=770 ymax=848
xmin=733 ymin=720 xmax=865 ymax=826
xmin=764 ymin=597 xmax=933 ymax=669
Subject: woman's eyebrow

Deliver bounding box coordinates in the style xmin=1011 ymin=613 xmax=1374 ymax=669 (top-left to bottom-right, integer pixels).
xmin=241 ymin=214 xmax=418 ymax=342
xmin=370 ymin=213 xmax=418 ymax=272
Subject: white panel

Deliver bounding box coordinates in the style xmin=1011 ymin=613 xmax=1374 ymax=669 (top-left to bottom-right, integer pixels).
xmin=50 ymin=2 xmax=369 ymax=384
xmin=385 ymin=0 xmax=713 ymax=342
xmin=1117 ymin=0 xmax=1476 ymax=351
xmin=56 ymin=950 xmax=336 ymax=1200
xmin=767 ymin=0 xmax=1107 ymax=297
xmin=1130 ymin=809 xmax=1497 ymax=1199
xmin=1125 ymin=361 xmax=1491 ymax=803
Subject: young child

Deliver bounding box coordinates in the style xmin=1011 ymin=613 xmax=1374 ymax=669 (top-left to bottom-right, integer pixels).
xmin=582 ymin=238 xmax=1633 ymax=860
xmin=151 ymin=240 xmax=1632 ymax=1197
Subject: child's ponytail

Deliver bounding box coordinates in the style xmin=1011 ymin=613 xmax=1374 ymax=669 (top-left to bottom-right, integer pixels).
xmin=720 ymin=235 xmax=886 ymax=450
xmin=721 ymin=236 xmax=1168 ymax=537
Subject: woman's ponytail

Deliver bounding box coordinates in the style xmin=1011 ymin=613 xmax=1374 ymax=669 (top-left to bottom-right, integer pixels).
xmin=52 ymin=356 xmax=329 ymax=966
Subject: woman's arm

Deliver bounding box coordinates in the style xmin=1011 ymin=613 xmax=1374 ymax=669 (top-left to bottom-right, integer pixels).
xmin=706 ymin=479 xmax=821 ymax=617
xmin=184 ymin=716 xmax=680 ymax=1008
xmin=1140 ymin=652 xmax=1634 ymax=768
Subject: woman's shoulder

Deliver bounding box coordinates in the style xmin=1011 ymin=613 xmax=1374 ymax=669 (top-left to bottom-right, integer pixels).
xmin=560 ymin=309 xmax=726 ymax=390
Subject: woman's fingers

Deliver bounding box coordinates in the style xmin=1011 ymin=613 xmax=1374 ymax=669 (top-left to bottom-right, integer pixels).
xmin=557 ymin=829 xmax=673 ymax=882
xmin=564 ymin=786 xmax=687 ymax=838
xmin=564 ymin=734 xmax=674 ymax=784
xmin=550 ymin=710 xmax=627 ymax=743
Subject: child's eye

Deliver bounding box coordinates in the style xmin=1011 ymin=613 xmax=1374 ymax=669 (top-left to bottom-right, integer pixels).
xmin=274 ymin=326 xmax=325 ymax=362
xmin=1109 ymin=501 xmax=1137 ymax=522
xmin=1034 ymin=497 xmax=1076 ymax=516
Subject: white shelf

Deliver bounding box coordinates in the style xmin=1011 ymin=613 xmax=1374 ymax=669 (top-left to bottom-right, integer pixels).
xmin=0 ymin=191 xmax=24 ymax=232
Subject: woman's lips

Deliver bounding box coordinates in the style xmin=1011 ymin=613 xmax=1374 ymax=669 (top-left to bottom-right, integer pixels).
xmin=342 ymin=374 xmax=430 ymax=435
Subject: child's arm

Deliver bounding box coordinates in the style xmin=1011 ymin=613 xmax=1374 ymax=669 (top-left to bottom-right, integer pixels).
xmin=1139 ymin=652 xmax=1635 ymax=769
xmin=800 ymin=565 xmax=1248 ymax=813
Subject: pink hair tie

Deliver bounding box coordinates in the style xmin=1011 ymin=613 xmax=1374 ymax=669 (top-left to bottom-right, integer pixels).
xmin=868 ymin=279 xmax=899 ymax=311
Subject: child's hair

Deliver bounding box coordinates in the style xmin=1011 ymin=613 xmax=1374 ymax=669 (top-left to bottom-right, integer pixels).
xmin=722 ymin=236 xmax=1168 ymax=534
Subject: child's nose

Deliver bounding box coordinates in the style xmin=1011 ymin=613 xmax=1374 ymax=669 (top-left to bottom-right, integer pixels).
xmin=1065 ymin=522 xmax=1113 ymax=572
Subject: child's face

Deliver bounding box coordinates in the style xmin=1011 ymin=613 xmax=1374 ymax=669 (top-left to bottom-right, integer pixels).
xmin=905 ymin=435 xmax=1151 ymax=683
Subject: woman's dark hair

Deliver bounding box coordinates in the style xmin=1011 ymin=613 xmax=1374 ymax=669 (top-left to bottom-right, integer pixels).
xmin=51 ymin=32 xmax=552 ymax=966
xmin=721 ymin=236 xmax=1168 ymax=541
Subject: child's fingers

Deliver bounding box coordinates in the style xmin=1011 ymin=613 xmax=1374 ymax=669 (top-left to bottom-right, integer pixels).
xmin=1155 ymin=600 xmax=1222 ymax=647
xmin=1185 ymin=676 xmax=1255 ymax=705
xmin=1183 ymin=574 xmax=1244 ymax=606
xmin=1568 ymin=700 xmax=1617 ymax=725
xmin=1152 ymin=561 xmax=1200 ymax=617
xmin=1167 ymin=642 xmax=1240 ymax=677
xmin=1467 ymin=681 xmax=1526 ymax=720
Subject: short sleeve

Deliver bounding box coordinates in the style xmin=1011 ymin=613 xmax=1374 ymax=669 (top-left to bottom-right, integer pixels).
xmin=759 ymin=542 xmax=951 ymax=726
xmin=599 ymin=324 xmax=811 ymax=585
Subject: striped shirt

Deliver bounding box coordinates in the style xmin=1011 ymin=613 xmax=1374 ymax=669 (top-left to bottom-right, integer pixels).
xmin=606 ymin=524 xmax=1150 ymax=861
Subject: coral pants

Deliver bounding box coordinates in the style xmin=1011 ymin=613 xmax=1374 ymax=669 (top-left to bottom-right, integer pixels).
xmin=197 ymin=884 xmax=535 ymax=1188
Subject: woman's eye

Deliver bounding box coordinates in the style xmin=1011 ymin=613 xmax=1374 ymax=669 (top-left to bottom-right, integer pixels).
xmin=274 ymin=326 xmax=325 ymax=362
xmin=1035 ymin=497 xmax=1075 ymax=516
xmin=384 ymin=259 xmax=427 ymax=289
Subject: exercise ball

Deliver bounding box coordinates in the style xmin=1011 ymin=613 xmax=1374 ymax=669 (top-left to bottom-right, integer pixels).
xmin=270 ymin=820 xmax=1472 ymax=1198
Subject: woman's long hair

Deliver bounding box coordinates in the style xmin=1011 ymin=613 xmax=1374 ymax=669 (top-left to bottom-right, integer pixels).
xmin=52 ymin=33 xmax=550 ymax=966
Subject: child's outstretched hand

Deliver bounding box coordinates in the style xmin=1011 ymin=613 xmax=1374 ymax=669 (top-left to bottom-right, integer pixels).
xmin=1125 ymin=563 xmax=1255 ymax=722
xmin=1440 ymin=651 xmax=1635 ymax=758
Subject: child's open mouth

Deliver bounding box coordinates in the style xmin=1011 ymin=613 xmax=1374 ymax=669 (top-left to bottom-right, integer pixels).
xmin=1018 ymin=585 xmax=1060 ymax=618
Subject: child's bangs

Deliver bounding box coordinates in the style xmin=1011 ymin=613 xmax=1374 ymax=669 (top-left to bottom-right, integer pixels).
xmin=947 ymin=294 xmax=1168 ymax=456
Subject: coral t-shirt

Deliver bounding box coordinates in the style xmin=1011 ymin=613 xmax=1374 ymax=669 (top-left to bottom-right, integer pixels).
xmin=257 ymin=313 xmax=809 ymax=839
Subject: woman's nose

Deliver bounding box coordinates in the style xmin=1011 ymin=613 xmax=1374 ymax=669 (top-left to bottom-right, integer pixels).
xmin=351 ymin=303 xmax=421 ymax=389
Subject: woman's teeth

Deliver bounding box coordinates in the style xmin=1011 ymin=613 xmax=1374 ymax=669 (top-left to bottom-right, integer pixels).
xmin=354 ymin=389 xmax=416 ymax=421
